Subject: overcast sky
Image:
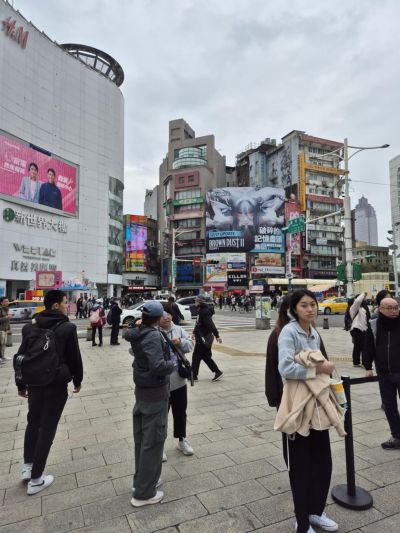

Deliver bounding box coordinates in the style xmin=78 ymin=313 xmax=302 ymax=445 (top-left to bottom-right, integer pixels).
xmin=13 ymin=0 xmax=400 ymax=244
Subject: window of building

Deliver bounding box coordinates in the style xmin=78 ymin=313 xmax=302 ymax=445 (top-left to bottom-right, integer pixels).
xmin=188 ymin=175 xmax=195 ymax=182
xmin=179 ymin=176 xmax=185 ymax=184
xmin=176 ymin=218 xmax=202 ymax=228
xmin=175 ymin=188 xmax=201 ymax=200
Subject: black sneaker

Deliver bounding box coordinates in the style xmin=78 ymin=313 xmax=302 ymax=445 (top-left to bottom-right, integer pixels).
xmin=212 ymin=371 xmax=223 ymax=382
xmin=381 ymin=437 xmax=400 ymax=449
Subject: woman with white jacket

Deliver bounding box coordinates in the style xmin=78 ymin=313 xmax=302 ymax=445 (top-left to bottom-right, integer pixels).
xmin=278 ymin=290 xmax=338 ymax=533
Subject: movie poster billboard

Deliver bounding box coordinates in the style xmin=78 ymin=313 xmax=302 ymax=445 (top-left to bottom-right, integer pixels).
xmin=0 ymin=132 xmax=78 ymax=215
xmin=125 ymin=215 xmax=147 ymax=272
xmin=206 ymin=187 xmax=285 ymax=253
xmin=205 ymin=253 xmax=246 ymax=285
xmin=285 ymin=200 xmax=302 ymax=255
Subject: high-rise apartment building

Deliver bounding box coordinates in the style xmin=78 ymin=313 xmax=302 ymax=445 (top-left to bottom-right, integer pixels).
xmin=159 ymin=119 xmax=226 ymax=292
xmin=354 ymin=196 xmax=378 ymax=246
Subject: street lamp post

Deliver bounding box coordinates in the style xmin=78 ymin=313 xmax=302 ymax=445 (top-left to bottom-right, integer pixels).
xmin=388 ymin=224 xmax=400 ymax=297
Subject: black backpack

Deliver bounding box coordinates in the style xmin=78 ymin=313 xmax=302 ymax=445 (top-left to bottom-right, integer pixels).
xmin=13 ymin=322 xmax=63 ymax=387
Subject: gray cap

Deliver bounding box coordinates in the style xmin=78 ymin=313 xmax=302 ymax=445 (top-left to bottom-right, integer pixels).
xmin=142 ymin=300 xmax=164 ymax=318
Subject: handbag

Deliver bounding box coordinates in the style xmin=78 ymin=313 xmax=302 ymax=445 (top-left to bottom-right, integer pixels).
xmin=201 ymin=332 xmax=214 ymax=349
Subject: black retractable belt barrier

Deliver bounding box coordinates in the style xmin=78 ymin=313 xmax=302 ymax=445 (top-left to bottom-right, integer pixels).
xmin=331 ymin=374 xmax=379 ymax=510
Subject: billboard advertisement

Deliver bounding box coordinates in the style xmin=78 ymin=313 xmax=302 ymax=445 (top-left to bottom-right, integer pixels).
xmin=36 ymin=271 xmax=63 ymax=289
xmin=125 ymin=215 xmax=147 ymax=272
xmin=0 ymin=132 xmax=77 ymax=215
xmin=206 ymin=187 xmax=285 ymax=253
xmin=227 ymin=271 xmax=248 ymax=288
xmin=285 ymin=200 xmax=302 ymax=255
xmin=206 ymin=253 xmax=246 ymax=285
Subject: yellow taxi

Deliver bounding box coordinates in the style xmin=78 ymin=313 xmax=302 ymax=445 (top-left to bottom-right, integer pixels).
xmin=8 ymin=300 xmax=45 ymax=322
xmin=318 ymin=297 xmax=348 ymax=315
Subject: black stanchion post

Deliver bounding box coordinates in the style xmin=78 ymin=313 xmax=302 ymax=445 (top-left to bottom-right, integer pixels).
xmin=331 ymin=375 xmax=373 ymax=510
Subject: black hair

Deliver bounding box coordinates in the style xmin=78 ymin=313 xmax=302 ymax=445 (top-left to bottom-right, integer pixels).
xmin=28 ymin=162 xmax=38 ymax=172
xmin=275 ymin=295 xmax=291 ymax=334
xmin=289 ymin=289 xmax=318 ymax=321
xmin=376 ymin=289 xmax=392 ymax=306
xmin=44 ymin=290 xmax=66 ymax=310
xmin=140 ymin=314 xmax=160 ymax=327
xmin=168 ymin=296 xmax=175 ymax=302
xmin=47 ymin=168 xmax=56 ymax=176
xmin=0 ymin=296 xmax=9 ymax=304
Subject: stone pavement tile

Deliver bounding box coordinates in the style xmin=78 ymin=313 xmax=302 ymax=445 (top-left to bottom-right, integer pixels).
xmin=321 ymin=502 xmax=385 ymax=532
xmin=196 ymin=402 xmax=238 ymax=415
xmin=367 ymin=482 xmax=400 ymax=515
xmin=173 ymin=453 xmax=235 ymax=478
xmin=197 ymin=479 xmax=269 ymax=513
xmin=214 ymin=459 xmax=278 ymax=486
xmin=227 ymin=443 xmax=280 ymax=465
xmin=0 ymin=490 xmax=3 ymax=505
xmin=354 ymin=431 xmax=390 ymax=448
xmin=0 ymin=441 xmax=13 ymax=453
xmin=127 ymin=495 xmax=208 ymax=532
xmin=326 ymin=475 xmax=379 ymax=505
xmin=71 ymin=516 xmax=132 ymax=532
xmin=76 ymin=460 xmax=134 ymax=487
xmin=354 ymin=408 xmax=388 ymax=423
xmin=246 ymin=492 xmax=294 ymax=526
xmin=191 ymin=438 xmax=246 ymax=458
xmin=9 ymin=449 xmax=72 ymax=473
xmin=354 ymin=445 xmax=400 ymax=466
xmin=64 ymin=409 xmax=108 ymax=423
xmin=95 ymin=427 xmax=132 ymax=444
xmin=164 ymin=433 xmax=210 ymax=449
xmin=71 ymin=437 xmax=128 ymax=460
xmin=185 ymin=421 xmax=222 ymax=435
xmin=361 ymin=513 xmax=400 ymax=533
xmin=202 ymin=426 xmax=253 ymax=443
xmin=112 ymin=464 xmax=181 ymax=495
xmin=0 ymin=422 xmax=17 ymax=435
xmin=0 ymin=471 xmax=21 ymax=491
xmin=329 ymin=454 xmax=371 ymax=476
xmin=0 ymin=464 xmax=9 ymax=476
xmin=216 ymin=415 xmax=262 ymax=429
xmin=257 ymin=471 xmax=290 ymax=495
xmin=43 ymin=506 xmax=84 ymax=532
xmin=81 ymin=493 xmax=136 ymax=526
xmin=0 ymin=516 xmax=44 ymax=532
xmin=266 ymin=453 xmax=287 ymax=472
xmin=236 ymin=431 xmax=282 ymax=448
xmin=252 ymin=517 xmax=298 ymax=532
xmin=179 ymin=505 xmax=263 ymax=532
xmin=0 ymin=498 xmax=41 ymax=527
xmin=355 ymin=459 xmax=400 ymax=487
xmin=42 ymin=480 xmax=115 ymax=514
xmin=354 ymin=419 xmax=389 ymax=435
xmin=102 ymin=444 xmax=133 ymax=465
xmin=162 ymin=471 xmax=223 ymax=503
xmin=4 ymin=473 xmax=77 ymax=504
xmin=48 ymin=454 xmax=106 ymax=477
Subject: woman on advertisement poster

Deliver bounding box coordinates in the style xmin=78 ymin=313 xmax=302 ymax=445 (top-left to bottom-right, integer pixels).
xmin=19 ymin=162 xmax=41 ymax=203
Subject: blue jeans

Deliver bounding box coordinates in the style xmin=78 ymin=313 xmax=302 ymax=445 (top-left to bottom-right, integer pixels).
xmin=378 ymin=373 xmax=400 ymax=439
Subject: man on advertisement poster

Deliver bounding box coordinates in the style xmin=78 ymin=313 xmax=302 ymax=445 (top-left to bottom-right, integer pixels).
xmin=39 ymin=168 xmax=62 ymax=210
xmin=19 ymin=162 xmax=41 ymax=203
xmin=206 ymin=187 xmax=285 ymax=253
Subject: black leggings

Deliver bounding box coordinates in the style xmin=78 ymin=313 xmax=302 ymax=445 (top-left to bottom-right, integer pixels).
xmin=92 ymin=326 xmax=103 ymax=345
xmin=350 ymin=328 xmax=365 ymax=366
xmin=168 ymin=385 xmax=187 ymax=438
xmin=24 ymin=385 xmax=68 ymax=479
xmin=283 ymin=430 xmax=332 ymax=533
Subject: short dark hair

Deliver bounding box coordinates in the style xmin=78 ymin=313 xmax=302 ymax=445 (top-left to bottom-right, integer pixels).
xmin=168 ymin=296 xmax=175 ymax=302
xmin=44 ymin=290 xmax=66 ymax=310
xmin=140 ymin=314 xmax=160 ymax=327
xmin=0 ymin=296 xmax=9 ymax=304
xmin=47 ymin=168 xmax=56 ymax=176
xmin=376 ymin=289 xmax=392 ymax=306
xmin=289 ymin=289 xmax=318 ymax=321
xmin=28 ymin=162 xmax=38 ymax=172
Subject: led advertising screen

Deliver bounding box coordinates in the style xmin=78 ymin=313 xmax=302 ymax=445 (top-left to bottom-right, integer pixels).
xmin=125 ymin=215 xmax=147 ymax=272
xmin=206 ymin=253 xmax=246 ymax=285
xmin=206 ymin=187 xmax=285 ymax=253
xmin=0 ymin=132 xmax=78 ymax=215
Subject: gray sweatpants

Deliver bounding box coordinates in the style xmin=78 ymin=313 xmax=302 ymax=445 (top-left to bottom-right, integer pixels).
xmin=133 ymin=399 xmax=168 ymax=500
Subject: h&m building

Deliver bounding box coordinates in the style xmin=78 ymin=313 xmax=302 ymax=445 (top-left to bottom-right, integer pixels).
xmin=0 ymin=1 xmax=124 ymax=299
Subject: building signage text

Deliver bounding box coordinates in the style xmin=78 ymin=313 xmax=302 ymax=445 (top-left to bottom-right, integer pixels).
xmin=173 ymin=197 xmax=204 ymax=206
xmin=2 ymin=17 xmax=29 ymax=49
xmin=3 ymin=208 xmax=68 ymax=233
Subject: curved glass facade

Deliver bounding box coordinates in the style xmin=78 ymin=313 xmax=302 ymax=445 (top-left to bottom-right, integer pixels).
xmin=173 ymin=146 xmax=207 ymax=169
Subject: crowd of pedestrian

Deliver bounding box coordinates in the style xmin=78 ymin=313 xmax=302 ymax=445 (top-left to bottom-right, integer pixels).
xmin=2 ymin=286 xmax=399 ymax=532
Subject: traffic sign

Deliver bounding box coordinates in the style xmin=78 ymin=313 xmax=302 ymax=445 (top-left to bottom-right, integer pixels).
xmin=193 ymin=256 xmax=201 ymax=266
xmin=286 ymin=272 xmax=294 ymax=279
xmin=287 ymin=216 xmax=305 ymax=234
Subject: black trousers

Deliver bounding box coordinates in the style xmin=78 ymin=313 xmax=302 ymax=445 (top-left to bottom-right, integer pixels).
xmin=283 ymin=430 xmax=332 ymax=533
xmin=169 ymin=385 xmax=187 ymax=439
xmin=24 ymin=384 xmax=68 ymax=479
xmin=378 ymin=373 xmax=400 ymax=438
xmin=92 ymin=326 xmax=103 ymax=345
xmin=110 ymin=323 xmax=119 ymax=344
xmin=192 ymin=341 xmax=220 ymax=378
xmin=350 ymin=328 xmax=366 ymax=365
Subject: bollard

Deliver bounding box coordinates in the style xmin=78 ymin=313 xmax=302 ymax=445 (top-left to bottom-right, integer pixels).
xmin=323 ymin=317 xmax=329 ymax=329
xmin=86 ymin=326 xmax=92 ymax=341
xmin=331 ymin=375 xmax=378 ymax=510
xmin=255 ymin=318 xmax=271 ymax=330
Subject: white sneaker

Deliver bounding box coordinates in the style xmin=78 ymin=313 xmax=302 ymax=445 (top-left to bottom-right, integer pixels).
xmin=27 ymin=474 xmax=54 ymax=495
xmin=132 ymin=478 xmax=162 ymax=494
xmin=130 ymin=490 xmax=164 ymax=507
xmin=162 ymin=450 xmax=167 ymax=462
xmin=309 ymin=513 xmax=338 ymax=532
xmin=177 ymin=438 xmax=194 ymax=456
xmin=1 ymin=356 xmax=11 ymax=361
xmin=22 ymin=463 xmax=32 ymax=481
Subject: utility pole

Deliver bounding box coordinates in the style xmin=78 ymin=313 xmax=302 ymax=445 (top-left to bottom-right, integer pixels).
xmin=343 ymin=138 xmax=354 ymax=297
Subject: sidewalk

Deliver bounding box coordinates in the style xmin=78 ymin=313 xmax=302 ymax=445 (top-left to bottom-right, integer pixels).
xmin=0 ymin=331 xmax=399 ymax=532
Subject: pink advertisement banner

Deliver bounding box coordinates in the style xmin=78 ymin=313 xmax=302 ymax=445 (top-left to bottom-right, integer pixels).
xmin=0 ymin=132 xmax=77 ymax=215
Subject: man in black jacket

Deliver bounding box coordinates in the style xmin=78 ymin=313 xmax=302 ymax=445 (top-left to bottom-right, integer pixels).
xmin=192 ymin=295 xmax=223 ymax=381
xmin=16 ymin=290 xmax=83 ymax=494
xmin=364 ymin=296 xmax=400 ymax=449
xmin=109 ymin=298 xmax=122 ymax=345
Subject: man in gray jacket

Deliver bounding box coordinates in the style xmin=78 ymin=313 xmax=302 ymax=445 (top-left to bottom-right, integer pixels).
xmin=124 ymin=301 xmax=174 ymax=507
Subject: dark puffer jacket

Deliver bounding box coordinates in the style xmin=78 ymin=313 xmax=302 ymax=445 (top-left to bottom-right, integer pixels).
xmin=125 ymin=325 xmax=174 ymax=388
xmin=193 ymin=304 xmax=219 ymax=340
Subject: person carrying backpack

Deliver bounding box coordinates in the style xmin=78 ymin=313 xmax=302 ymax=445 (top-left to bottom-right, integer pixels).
xmin=90 ymin=300 xmax=105 ymax=346
xmin=14 ymin=290 xmax=83 ymax=495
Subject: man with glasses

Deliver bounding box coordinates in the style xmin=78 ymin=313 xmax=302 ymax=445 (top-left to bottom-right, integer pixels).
xmin=364 ymin=297 xmax=400 ymax=449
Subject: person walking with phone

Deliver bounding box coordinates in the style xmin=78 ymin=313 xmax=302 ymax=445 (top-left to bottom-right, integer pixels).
xmin=192 ymin=295 xmax=223 ymax=382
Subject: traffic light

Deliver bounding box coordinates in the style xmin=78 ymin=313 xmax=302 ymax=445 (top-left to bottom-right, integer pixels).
xmin=353 ymin=263 xmax=362 ymax=282
xmin=336 ymin=264 xmax=346 ymax=282
xmin=207 ymin=259 xmax=219 ymax=265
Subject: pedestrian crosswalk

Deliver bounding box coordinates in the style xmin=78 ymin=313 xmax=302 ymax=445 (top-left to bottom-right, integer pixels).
xmin=181 ymin=314 xmax=276 ymax=332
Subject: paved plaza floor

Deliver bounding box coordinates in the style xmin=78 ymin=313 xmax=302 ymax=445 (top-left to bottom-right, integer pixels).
xmin=0 ymin=328 xmax=399 ymax=532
